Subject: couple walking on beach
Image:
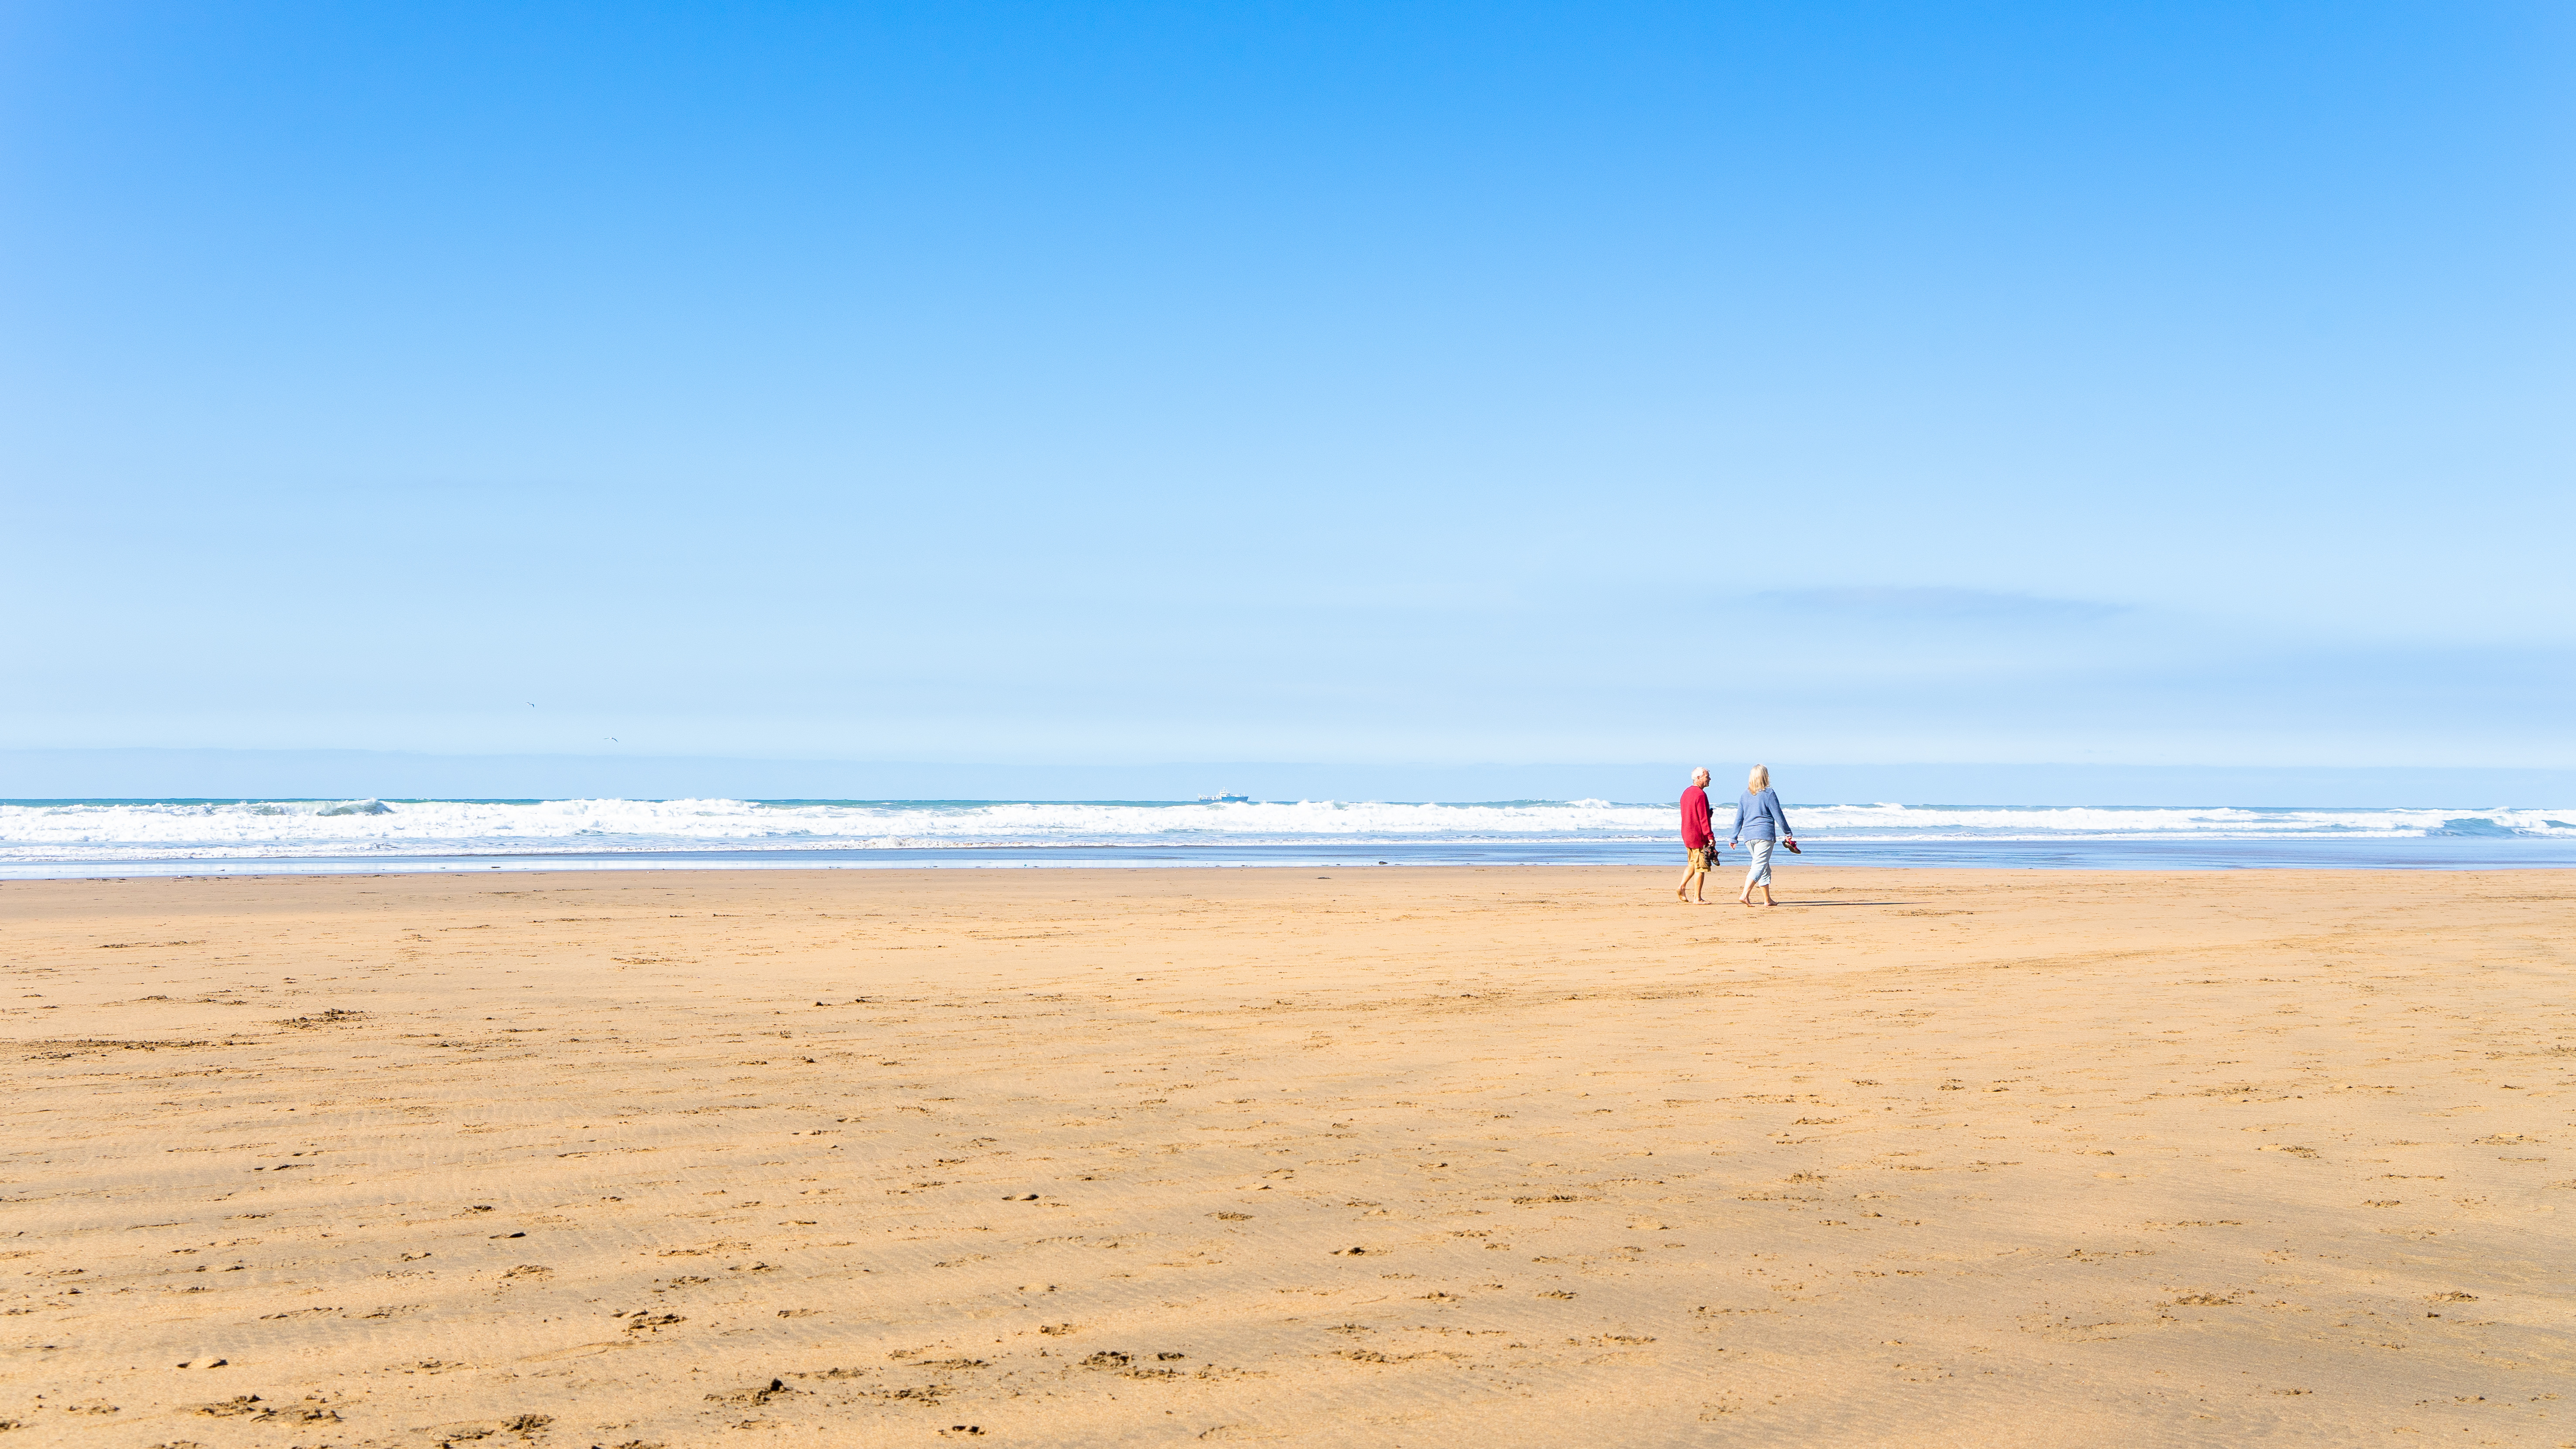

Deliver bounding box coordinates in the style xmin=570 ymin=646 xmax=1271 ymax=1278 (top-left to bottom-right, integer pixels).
xmin=1678 ymin=765 xmax=1797 ymax=906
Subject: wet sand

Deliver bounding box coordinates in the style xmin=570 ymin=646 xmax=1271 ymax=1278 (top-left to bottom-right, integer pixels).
xmin=3 ymin=866 xmax=2570 ymax=1447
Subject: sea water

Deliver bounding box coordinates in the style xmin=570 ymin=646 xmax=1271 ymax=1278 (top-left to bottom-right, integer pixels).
xmin=3 ymin=798 xmax=2573 ymax=877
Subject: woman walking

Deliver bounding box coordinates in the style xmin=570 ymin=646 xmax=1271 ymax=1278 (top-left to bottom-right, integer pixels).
xmin=1728 ymin=764 xmax=1797 ymax=907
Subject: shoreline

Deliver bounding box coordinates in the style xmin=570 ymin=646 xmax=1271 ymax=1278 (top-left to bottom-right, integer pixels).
xmin=10 ymin=798 xmax=2574 ymax=882
xmin=8 ymin=832 xmax=2576 ymax=882
xmin=7 ymin=866 xmax=2570 ymax=1444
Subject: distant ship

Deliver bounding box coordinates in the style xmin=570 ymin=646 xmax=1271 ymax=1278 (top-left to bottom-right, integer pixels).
xmin=1198 ymin=794 xmax=1252 ymax=804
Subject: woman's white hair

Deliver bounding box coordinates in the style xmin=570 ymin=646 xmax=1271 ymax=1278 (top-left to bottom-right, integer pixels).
xmin=1747 ymin=764 xmax=1770 ymax=791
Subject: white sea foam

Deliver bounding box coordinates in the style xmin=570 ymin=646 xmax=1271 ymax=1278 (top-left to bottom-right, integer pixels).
xmin=1787 ymin=803 xmax=2576 ymax=839
xmin=0 ymin=796 xmax=2569 ymax=866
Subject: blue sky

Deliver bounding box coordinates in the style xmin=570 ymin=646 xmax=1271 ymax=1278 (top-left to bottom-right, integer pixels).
xmin=4 ymin=1 xmax=2569 ymax=774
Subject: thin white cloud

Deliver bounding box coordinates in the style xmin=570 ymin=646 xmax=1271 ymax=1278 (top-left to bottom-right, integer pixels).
xmin=1754 ymin=587 xmax=2127 ymax=622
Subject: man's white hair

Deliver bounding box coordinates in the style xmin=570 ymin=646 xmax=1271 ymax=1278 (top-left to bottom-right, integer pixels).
xmin=1691 ymin=766 xmax=1711 ymax=780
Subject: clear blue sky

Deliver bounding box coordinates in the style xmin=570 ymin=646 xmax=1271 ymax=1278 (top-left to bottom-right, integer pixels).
xmin=5 ymin=2 xmax=2569 ymax=771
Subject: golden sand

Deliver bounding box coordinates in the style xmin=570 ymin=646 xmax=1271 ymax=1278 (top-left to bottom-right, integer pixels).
xmin=3 ymin=866 xmax=2569 ymax=1446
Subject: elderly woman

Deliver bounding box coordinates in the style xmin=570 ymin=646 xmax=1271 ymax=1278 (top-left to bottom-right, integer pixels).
xmin=1727 ymin=764 xmax=1797 ymax=907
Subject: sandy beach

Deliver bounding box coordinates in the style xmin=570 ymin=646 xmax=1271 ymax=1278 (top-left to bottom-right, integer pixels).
xmin=3 ymin=865 xmax=2569 ymax=1447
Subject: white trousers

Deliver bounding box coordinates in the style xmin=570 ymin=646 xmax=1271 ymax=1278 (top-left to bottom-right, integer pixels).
xmin=1743 ymin=838 xmax=1776 ymax=887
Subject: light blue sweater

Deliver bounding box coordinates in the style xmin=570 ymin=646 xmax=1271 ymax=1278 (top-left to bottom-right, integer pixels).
xmin=1729 ymin=788 xmax=1793 ymax=844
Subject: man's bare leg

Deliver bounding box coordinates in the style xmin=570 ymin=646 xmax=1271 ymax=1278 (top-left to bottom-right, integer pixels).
xmin=1677 ymin=866 xmax=1698 ymax=901
xmin=1689 ymin=868 xmax=1708 ymax=903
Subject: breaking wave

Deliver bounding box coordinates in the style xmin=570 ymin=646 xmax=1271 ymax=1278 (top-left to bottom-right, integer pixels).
xmin=2 ymin=796 xmax=2571 ymax=867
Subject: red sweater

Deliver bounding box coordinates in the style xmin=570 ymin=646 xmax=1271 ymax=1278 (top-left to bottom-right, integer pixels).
xmin=1679 ymin=785 xmax=1714 ymax=848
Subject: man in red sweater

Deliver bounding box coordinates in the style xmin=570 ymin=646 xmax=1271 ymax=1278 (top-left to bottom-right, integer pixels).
xmin=1677 ymin=767 xmax=1716 ymax=903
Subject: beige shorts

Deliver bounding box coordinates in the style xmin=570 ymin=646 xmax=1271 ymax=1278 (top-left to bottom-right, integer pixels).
xmin=1688 ymin=846 xmax=1715 ymax=873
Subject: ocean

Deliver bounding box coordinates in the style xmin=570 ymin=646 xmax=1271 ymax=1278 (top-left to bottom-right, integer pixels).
xmin=3 ymin=798 xmax=2573 ymax=878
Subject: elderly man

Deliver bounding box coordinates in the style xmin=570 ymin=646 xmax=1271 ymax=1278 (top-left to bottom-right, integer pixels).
xmin=1676 ymin=767 xmax=1717 ymax=903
